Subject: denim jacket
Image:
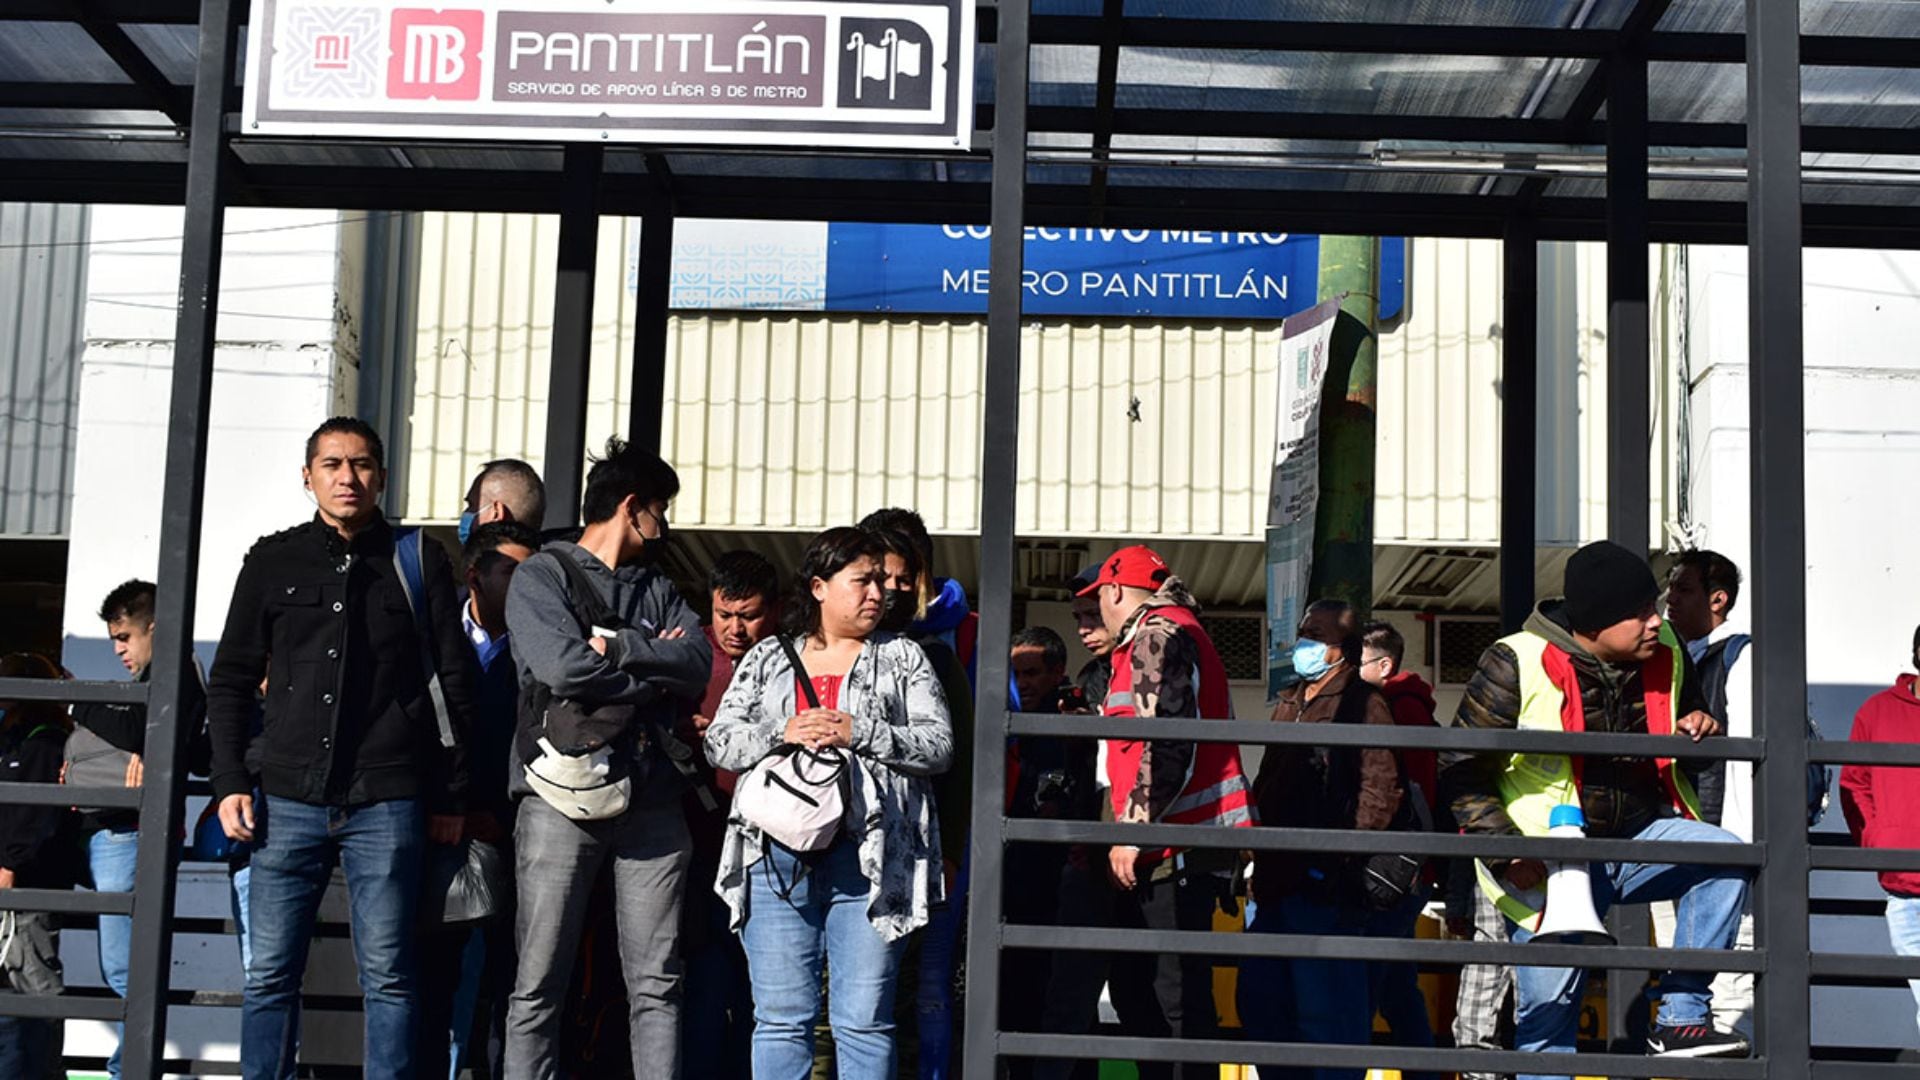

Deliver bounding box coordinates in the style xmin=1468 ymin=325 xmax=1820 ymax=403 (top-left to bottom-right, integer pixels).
xmin=705 ymin=631 xmax=953 ymax=941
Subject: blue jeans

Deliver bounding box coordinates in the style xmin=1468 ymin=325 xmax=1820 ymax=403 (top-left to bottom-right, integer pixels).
xmin=89 ymin=826 xmax=139 ymax=1079
xmin=1885 ymin=894 xmax=1920 ymax=1035
xmin=1503 ymin=815 xmax=1750 ymax=1079
xmin=1237 ymin=893 xmax=1372 ymax=1080
xmin=1365 ymin=888 xmax=1439 ymax=1080
xmin=242 ymin=796 xmax=425 ymax=1080
xmin=0 ymin=1015 xmax=59 ymax=1079
xmin=741 ymin=838 xmax=909 ymax=1080
xmin=917 ymin=854 xmax=966 ymax=1080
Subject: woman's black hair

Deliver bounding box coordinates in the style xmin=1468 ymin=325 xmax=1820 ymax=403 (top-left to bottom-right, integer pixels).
xmin=784 ymin=526 xmax=890 ymax=639
xmin=866 ymin=527 xmax=924 ymax=587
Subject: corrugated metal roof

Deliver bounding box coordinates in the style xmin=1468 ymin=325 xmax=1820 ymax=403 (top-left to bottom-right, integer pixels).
xmin=0 ymin=202 xmax=88 ymax=537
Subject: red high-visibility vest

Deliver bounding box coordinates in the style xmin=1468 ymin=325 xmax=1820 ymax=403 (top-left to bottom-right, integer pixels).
xmin=1102 ymin=604 xmax=1255 ymax=849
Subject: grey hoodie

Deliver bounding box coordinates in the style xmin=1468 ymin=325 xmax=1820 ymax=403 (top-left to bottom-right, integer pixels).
xmin=503 ymin=541 xmax=710 ymax=802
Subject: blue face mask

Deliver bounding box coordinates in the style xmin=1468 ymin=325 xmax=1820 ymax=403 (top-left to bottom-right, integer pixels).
xmin=457 ymin=510 xmax=477 ymax=545
xmin=1291 ymin=639 xmax=1337 ymax=681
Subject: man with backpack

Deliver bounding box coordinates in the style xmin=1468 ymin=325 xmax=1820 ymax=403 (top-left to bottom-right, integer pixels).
xmin=1241 ymin=599 xmax=1404 ymax=1076
xmin=208 ymin=417 xmax=477 ymax=1080
xmin=502 ymin=437 xmax=710 ymax=1080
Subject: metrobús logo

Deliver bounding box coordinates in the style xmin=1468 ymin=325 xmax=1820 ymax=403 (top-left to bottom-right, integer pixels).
xmin=387 ymin=8 xmax=485 ymax=100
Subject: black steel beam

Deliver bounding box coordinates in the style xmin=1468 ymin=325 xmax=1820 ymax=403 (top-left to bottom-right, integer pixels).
xmin=1605 ymin=53 xmax=1652 ymax=554
xmin=120 ymin=0 xmax=236 ymax=1073
xmin=1000 ymin=925 xmax=1767 ymax=974
xmin=1561 ymin=0 xmax=1675 ymax=135
xmin=539 ymin=144 xmax=603 ymax=531
xmin=0 ymin=677 xmax=149 ymax=705
xmin=998 ymin=1034 xmax=1764 ymax=1079
xmin=627 ymin=208 xmax=674 ymax=455
xmin=1083 ymin=0 xmax=1123 ymax=222
xmin=72 ymin=2 xmax=193 ymax=125
xmin=1808 ymin=741 xmax=1920 ymax=766
xmin=1007 ymin=712 xmax=1764 ymax=761
xmin=963 ymin=0 xmax=1029 ymax=1073
xmin=1500 ymin=220 xmax=1538 ymax=633
xmin=1003 ymin=820 xmax=1761 ymax=866
xmin=0 ymin=888 xmax=135 ymax=916
xmin=0 ymin=992 xmax=128 ymax=1022
xmin=1810 ymin=847 xmax=1920 ymax=872
xmin=1749 ymin=2 xmax=1812 ymax=1076
xmin=0 ymin=781 xmax=141 ymax=809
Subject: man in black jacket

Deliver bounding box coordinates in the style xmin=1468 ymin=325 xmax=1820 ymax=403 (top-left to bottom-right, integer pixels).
xmin=71 ymin=579 xmax=208 ymax=1080
xmin=208 ymin=416 xmax=476 ymax=1080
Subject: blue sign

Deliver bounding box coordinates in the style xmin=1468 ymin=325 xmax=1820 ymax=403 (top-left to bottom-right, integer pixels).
xmin=657 ymin=220 xmax=1407 ymax=320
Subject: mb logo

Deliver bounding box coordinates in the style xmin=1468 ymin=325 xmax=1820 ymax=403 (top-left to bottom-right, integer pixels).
xmin=839 ymin=18 xmax=933 ymax=111
xmin=387 ymin=8 xmax=483 ymax=100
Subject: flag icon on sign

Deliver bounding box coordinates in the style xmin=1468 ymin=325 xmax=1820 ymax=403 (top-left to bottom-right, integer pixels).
xmin=848 ymin=27 xmax=923 ymax=103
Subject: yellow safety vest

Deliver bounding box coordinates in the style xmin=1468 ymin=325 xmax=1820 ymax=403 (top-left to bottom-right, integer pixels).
xmin=1474 ymin=625 xmax=1702 ymax=928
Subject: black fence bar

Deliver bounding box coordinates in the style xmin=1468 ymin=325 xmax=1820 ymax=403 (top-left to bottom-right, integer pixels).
xmin=0 ymin=993 xmax=127 ymax=1022
xmin=1000 ymin=925 xmax=1767 ymax=974
xmin=997 ymin=1034 xmax=1767 ymax=1078
xmin=1807 ymin=741 xmax=1920 ymax=766
xmin=1007 ymin=712 xmax=1764 ymax=760
xmin=0 ymin=678 xmax=150 ymax=705
xmin=0 ymin=888 xmax=134 ymax=916
xmin=1810 ymin=1065 xmax=1920 ymax=1080
xmin=1604 ymin=51 xmax=1651 ymax=552
xmin=961 ymin=0 xmax=1030 ymax=1073
xmin=1808 ymin=953 xmax=1920 ymax=980
xmin=1002 ymin=820 xmax=1762 ymax=865
xmin=0 ymin=782 xmax=141 ymax=809
xmin=627 ymin=207 xmax=674 ymax=455
xmin=1500 ymin=219 xmax=1538 ymax=633
xmin=1748 ymin=0 xmax=1812 ymax=1076
xmin=1808 ymin=847 xmax=1920 ymax=872
xmin=539 ymin=143 xmax=604 ymax=531
xmin=119 ymin=0 xmax=238 ymax=1071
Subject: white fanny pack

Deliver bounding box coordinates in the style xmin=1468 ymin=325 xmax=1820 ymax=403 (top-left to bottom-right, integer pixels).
xmin=523 ymin=737 xmax=631 ymax=821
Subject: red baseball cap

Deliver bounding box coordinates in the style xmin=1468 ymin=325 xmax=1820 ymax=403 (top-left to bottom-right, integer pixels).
xmin=1075 ymin=545 xmax=1172 ymax=596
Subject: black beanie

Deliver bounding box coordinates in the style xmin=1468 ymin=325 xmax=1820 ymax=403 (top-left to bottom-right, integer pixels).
xmin=1562 ymin=540 xmax=1659 ymax=633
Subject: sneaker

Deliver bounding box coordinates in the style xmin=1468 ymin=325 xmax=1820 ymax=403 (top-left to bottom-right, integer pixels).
xmin=1645 ymin=1021 xmax=1752 ymax=1058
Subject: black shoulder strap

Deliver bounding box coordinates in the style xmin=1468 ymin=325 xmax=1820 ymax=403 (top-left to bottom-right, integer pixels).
xmin=549 ymin=549 xmax=623 ymax=633
xmin=779 ymin=635 xmax=822 ymax=710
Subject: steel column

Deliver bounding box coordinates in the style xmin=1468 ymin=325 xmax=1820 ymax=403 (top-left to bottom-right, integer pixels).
xmin=1602 ymin=49 xmax=1655 ymax=1049
xmin=627 ymin=209 xmax=675 ymax=455
xmin=963 ymin=0 xmax=1029 ymax=1074
xmin=1605 ymin=53 xmax=1652 ymax=553
xmin=541 ymin=144 xmax=603 ymax=530
xmin=120 ymin=0 xmax=239 ymax=1073
xmin=1748 ymin=1 xmax=1811 ymax=1074
xmin=1500 ymin=221 xmax=1538 ymax=633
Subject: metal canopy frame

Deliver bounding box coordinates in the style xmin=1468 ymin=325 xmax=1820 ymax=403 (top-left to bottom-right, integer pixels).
xmin=0 ymin=0 xmax=1909 ymax=1076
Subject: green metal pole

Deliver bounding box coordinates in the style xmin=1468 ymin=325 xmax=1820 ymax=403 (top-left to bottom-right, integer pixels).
xmin=1309 ymin=235 xmax=1380 ymax=619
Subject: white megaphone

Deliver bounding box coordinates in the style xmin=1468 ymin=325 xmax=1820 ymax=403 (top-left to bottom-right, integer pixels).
xmin=1530 ymin=804 xmax=1616 ymax=946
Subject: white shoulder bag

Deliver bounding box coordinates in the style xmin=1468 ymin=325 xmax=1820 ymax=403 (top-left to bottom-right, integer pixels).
xmin=732 ymin=637 xmax=850 ymax=853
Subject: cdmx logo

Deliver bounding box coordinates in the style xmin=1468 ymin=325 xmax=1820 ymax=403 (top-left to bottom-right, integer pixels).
xmin=386 ymin=8 xmax=484 ymax=100
xmin=838 ymin=17 xmax=934 ymax=111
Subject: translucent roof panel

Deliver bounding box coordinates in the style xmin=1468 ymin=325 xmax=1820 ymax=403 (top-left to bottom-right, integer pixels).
xmin=1645 ymin=63 xmax=1920 ymax=129
xmin=1122 ymin=0 xmax=1641 ymax=28
xmin=123 ymin=25 xmax=201 ymax=87
xmin=0 ymin=22 xmax=128 ymax=83
xmin=1658 ymin=0 xmax=1920 ymax=36
xmin=1114 ymin=48 xmax=1593 ymax=120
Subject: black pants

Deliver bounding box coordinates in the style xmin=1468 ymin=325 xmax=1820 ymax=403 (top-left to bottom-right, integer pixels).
xmin=1035 ymin=861 xmax=1226 ymax=1080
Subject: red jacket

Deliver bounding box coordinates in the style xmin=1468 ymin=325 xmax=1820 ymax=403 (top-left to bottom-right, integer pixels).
xmin=1841 ymin=673 xmax=1920 ymax=897
xmin=1381 ymin=670 xmax=1440 ymax=816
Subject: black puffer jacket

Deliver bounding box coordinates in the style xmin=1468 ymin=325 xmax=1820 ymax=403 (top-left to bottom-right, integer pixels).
xmin=1440 ymin=600 xmax=1708 ymax=840
xmin=207 ymin=516 xmax=475 ymax=810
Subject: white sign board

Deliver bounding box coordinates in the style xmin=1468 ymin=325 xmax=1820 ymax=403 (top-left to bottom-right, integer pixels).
xmin=1265 ymin=297 xmax=1337 ymax=696
xmin=242 ymin=0 xmax=975 ymax=149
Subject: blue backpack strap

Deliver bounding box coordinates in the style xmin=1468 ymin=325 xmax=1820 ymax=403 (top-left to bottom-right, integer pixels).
xmin=390 ymin=527 xmax=455 ymax=750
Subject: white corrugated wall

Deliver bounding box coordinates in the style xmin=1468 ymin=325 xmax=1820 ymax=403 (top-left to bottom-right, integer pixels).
xmin=400 ymin=215 xmax=1626 ymax=544
xmin=0 ymin=202 xmax=89 ymax=537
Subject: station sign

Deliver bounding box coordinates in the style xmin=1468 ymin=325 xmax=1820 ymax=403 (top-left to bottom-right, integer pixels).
xmin=242 ymin=0 xmax=975 ymax=149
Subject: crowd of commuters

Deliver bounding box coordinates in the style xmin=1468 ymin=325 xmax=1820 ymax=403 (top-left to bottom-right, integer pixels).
xmin=3 ymin=413 xmax=1920 ymax=1078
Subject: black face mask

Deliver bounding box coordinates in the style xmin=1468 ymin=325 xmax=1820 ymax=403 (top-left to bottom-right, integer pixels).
xmin=880 ymin=588 xmax=917 ymax=633
xmin=636 ymin=509 xmax=671 ymax=563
